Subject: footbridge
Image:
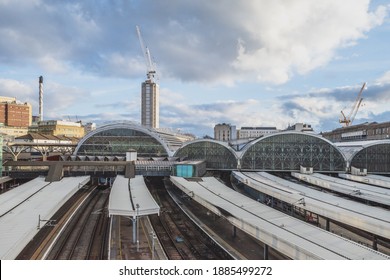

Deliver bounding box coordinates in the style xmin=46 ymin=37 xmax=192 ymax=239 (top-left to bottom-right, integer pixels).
xmin=3 ymin=160 xmax=174 ymax=182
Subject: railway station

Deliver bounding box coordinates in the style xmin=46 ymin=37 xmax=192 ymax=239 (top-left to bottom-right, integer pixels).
xmin=1 ymin=121 xmax=390 ymax=260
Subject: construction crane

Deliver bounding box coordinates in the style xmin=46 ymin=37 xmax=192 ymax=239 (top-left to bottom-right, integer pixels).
xmin=136 ymin=25 xmax=156 ymax=83
xmin=339 ymin=82 xmax=366 ymax=127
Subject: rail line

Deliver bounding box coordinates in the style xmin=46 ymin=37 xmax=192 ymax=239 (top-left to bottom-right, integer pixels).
xmin=147 ymin=178 xmax=231 ymax=260
xmin=45 ymin=186 xmax=110 ymax=260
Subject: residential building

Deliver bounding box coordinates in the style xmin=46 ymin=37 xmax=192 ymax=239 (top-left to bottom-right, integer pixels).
xmin=0 ymin=96 xmax=32 ymax=138
xmin=214 ymin=123 xmax=237 ymax=142
xmin=238 ymin=126 xmax=279 ymax=139
xmin=322 ymin=121 xmax=390 ymax=142
xmin=84 ymin=122 xmax=97 ymax=135
xmin=285 ymin=123 xmax=314 ymax=132
xmin=0 ymin=97 xmax=32 ymax=127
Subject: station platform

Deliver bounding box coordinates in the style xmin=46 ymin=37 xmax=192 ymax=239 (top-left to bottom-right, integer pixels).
xmin=108 ymin=175 xmax=164 ymax=260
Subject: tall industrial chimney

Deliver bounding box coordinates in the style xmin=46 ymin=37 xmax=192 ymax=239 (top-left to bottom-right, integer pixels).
xmin=39 ymin=76 xmax=43 ymax=122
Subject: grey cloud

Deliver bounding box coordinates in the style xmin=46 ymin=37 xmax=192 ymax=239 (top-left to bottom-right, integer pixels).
xmin=3 ymin=1 xmax=386 ymax=84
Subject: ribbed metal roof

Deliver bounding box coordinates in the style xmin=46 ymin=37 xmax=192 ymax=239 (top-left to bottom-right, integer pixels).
xmin=74 ymin=121 xmax=194 ymax=157
xmin=108 ymin=175 xmax=160 ymax=217
xmin=339 ymin=173 xmax=390 ymax=189
xmin=171 ymin=176 xmax=389 ymax=260
xmin=334 ymin=140 xmax=390 ymax=161
xmin=0 ymin=176 xmax=90 ymax=259
xmin=236 ymin=171 xmax=390 ymax=240
xmin=293 ymin=172 xmax=390 ymax=206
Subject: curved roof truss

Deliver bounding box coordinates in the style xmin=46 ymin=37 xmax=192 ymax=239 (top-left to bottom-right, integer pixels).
xmin=174 ymin=139 xmax=238 ymax=170
xmin=74 ymin=121 xmax=174 ymax=157
xmin=240 ymin=132 xmax=347 ymax=172
xmin=350 ymin=141 xmax=390 ymax=173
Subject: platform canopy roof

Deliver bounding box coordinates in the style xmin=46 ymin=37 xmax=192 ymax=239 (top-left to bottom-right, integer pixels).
xmin=108 ymin=175 xmax=160 ymax=217
xmin=235 ymin=171 xmax=390 ymax=239
xmin=0 ymin=176 xmax=90 ymax=260
xmin=170 ymin=176 xmax=389 ymax=260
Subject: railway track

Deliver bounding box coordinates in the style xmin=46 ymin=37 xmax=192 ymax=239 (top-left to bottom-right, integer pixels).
xmin=16 ymin=184 xmax=93 ymax=260
xmin=45 ymin=186 xmax=110 ymax=260
xmin=147 ymin=177 xmax=232 ymax=260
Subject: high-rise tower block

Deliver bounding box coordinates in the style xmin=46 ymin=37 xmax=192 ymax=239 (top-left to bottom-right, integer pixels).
xmin=136 ymin=26 xmax=159 ymax=128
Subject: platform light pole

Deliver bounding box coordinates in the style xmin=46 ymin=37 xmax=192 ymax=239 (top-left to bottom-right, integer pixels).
xmin=136 ymin=203 xmax=140 ymax=252
xmin=150 ymin=231 xmax=156 ymax=259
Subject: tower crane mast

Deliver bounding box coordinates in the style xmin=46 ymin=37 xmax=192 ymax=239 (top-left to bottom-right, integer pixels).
xmin=136 ymin=25 xmax=156 ymax=82
xmin=339 ymin=82 xmax=366 ymax=127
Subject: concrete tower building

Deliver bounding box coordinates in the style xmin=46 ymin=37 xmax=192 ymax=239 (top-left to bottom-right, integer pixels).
xmin=141 ymin=81 xmax=159 ymax=128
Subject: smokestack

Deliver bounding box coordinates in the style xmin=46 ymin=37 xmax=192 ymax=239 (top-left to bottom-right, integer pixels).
xmin=39 ymin=76 xmax=43 ymax=122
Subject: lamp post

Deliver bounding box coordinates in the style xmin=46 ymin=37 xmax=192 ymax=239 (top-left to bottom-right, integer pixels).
xmin=136 ymin=203 xmax=140 ymax=252
xmin=150 ymin=231 xmax=156 ymax=260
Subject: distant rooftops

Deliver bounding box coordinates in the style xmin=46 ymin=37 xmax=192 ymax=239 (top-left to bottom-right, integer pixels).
xmin=0 ymin=96 xmax=30 ymax=105
xmin=15 ymin=133 xmax=80 ymax=143
xmin=38 ymin=120 xmax=83 ymax=127
xmin=241 ymin=127 xmax=277 ymax=130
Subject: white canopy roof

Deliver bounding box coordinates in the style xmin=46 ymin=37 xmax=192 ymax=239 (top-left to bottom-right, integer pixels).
xmin=171 ymin=176 xmax=389 ymax=260
xmin=235 ymin=171 xmax=390 ymax=239
xmin=108 ymin=175 xmax=160 ymax=217
xmin=0 ymin=176 xmax=90 ymax=260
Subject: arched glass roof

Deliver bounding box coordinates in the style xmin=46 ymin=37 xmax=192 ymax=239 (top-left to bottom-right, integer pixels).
xmin=350 ymin=141 xmax=390 ymax=173
xmin=174 ymin=139 xmax=238 ymax=170
xmin=74 ymin=122 xmax=190 ymax=157
xmin=240 ymin=132 xmax=346 ymax=172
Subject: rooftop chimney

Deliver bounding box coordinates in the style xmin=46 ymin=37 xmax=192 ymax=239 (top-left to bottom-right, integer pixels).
xmin=39 ymin=76 xmax=43 ymax=122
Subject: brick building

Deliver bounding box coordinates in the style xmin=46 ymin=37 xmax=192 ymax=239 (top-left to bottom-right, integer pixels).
xmin=322 ymin=121 xmax=390 ymax=142
xmin=0 ymin=97 xmax=32 ymax=139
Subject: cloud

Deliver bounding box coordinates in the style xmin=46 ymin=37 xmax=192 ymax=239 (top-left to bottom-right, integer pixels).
xmin=231 ymin=1 xmax=389 ymax=84
xmin=1 ymin=0 xmax=388 ymax=84
xmin=375 ymin=70 xmax=390 ymax=84
xmin=64 ymin=112 xmax=139 ymax=125
xmin=277 ymin=77 xmax=390 ymax=131
xmin=0 ymin=78 xmax=34 ymax=101
xmin=1 ymin=1 xmax=390 ymax=138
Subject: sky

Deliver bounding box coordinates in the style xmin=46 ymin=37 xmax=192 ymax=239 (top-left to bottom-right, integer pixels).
xmin=1 ymin=0 xmax=390 ymax=137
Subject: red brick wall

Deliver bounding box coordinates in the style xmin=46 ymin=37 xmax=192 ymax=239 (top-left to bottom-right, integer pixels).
xmin=0 ymin=103 xmax=31 ymax=127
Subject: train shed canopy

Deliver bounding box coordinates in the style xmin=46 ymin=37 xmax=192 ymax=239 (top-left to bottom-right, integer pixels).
xmin=174 ymin=139 xmax=238 ymax=170
xmin=240 ymin=132 xmax=347 ymax=172
xmin=348 ymin=140 xmax=390 ymax=173
xmin=74 ymin=121 xmax=193 ymax=158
